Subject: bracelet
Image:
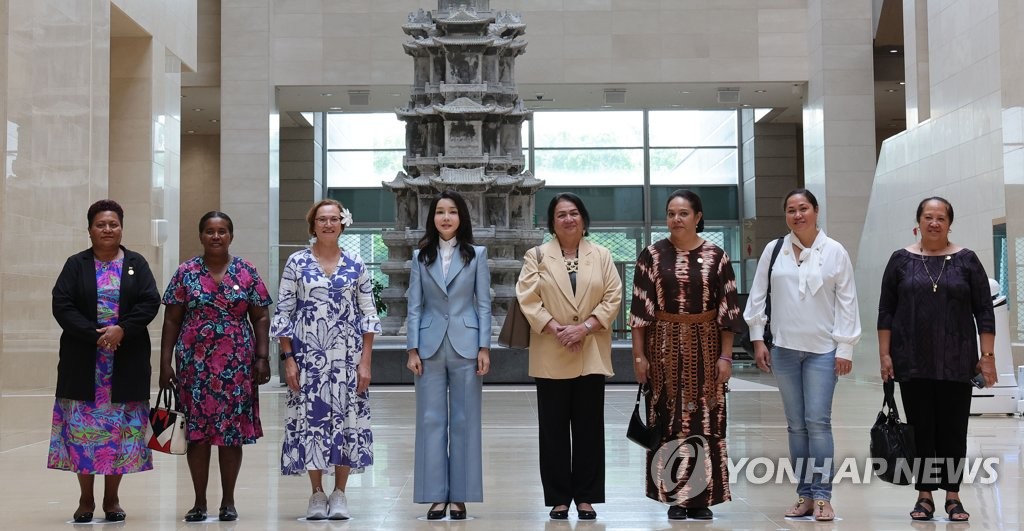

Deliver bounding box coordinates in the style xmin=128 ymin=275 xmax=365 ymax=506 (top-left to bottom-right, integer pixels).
xmin=718 ymin=356 xmax=733 ymax=364
xmin=634 ymin=357 xmax=643 ymax=363
xmin=981 ymin=352 xmax=995 ymax=357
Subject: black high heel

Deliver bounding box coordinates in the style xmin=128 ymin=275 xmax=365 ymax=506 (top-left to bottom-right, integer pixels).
xmin=427 ymin=502 xmax=448 ymax=520
xmin=450 ymin=503 xmax=466 ymax=520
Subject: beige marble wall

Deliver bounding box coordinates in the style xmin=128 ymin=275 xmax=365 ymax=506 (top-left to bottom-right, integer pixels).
xmin=180 ymin=134 xmax=222 ymax=261
xmin=856 ymin=0 xmax=1007 ymax=379
xmin=269 ymin=0 xmax=809 ymax=85
xmin=111 ymin=0 xmax=197 ymax=71
xmin=0 ymin=0 xmax=195 ymax=451
xmin=999 ymin=0 xmax=1024 ymax=360
xmin=220 ymin=0 xmax=275 ymax=281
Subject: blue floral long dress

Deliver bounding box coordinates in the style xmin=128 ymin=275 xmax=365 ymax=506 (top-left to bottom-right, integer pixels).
xmin=271 ymin=248 xmax=381 ymax=475
xmin=47 ymin=258 xmax=153 ymax=474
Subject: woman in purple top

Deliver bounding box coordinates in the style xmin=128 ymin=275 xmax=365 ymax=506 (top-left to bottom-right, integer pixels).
xmin=878 ymin=197 xmax=996 ymax=523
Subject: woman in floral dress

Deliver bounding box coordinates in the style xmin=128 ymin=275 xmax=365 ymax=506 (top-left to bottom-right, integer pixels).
xmin=49 ymin=199 xmax=161 ymax=523
xmin=160 ymin=211 xmax=272 ymax=522
xmin=271 ymin=199 xmax=380 ymax=521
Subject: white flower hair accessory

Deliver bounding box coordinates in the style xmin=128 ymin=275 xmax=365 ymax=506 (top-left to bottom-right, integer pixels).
xmin=340 ymin=207 xmax=354 ymax=228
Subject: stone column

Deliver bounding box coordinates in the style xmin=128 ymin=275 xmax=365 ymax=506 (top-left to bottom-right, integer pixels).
xmin=803 ymin=0 xmax=876 ymax=261
xmin=220 ymin=0 xmax=275 ymax=280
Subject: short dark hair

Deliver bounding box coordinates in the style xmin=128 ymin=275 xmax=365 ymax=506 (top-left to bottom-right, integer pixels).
xmin=783 ymin=188 xmax=819 ymax=211
xmin=199 ymin=211 xmax=234 ymax=236
xmin=87 ymin=199 xmax=124 ymax=226
xmin=417 ymin=190 xmax=476 ymax=266
xmin=666 ymin=189 xmax=705 ymax=233
xmin=916 ymin=196 xmax=954 ymax=224
xmin=546 ymin=193 xmax=590 ymax=236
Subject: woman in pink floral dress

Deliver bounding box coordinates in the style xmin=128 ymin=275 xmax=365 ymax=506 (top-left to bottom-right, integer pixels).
xmin=160 ymin=211 xmax=272 ymax=522
xmin=49 ymin=200 xmax=161 ymax=524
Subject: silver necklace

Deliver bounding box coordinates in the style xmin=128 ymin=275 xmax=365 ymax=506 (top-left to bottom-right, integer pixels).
xmin=918 ymin=245 xmax=951 ymax=293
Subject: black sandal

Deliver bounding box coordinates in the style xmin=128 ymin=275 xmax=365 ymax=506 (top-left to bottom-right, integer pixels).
xmin=910 ymin=498 xmax=934 ymax=521
xmin=945 ymin=499 xmax=970 ymax=521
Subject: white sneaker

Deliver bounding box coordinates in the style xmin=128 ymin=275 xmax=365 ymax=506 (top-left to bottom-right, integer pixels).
xmin=306 ymin=491 xmax=329 ymax=520
xmin=328 ymin=489 xmax=350 ymax=520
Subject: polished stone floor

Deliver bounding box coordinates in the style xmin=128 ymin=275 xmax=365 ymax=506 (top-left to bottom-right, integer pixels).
xmin=3 ymin=366 xmax=1023 ymax=530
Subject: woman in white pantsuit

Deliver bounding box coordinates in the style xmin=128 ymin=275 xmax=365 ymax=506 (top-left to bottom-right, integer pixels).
xmin=406 ymin=190 xmax=492 ymax=520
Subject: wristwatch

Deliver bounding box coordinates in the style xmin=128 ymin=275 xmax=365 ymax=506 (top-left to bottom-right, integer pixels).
xmin=279 ymin=351 xmax=294 ymax=361
xmin=583 ymin=321 xmax=593 ymax=332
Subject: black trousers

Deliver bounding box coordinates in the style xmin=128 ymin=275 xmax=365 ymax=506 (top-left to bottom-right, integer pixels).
xmin=535 ymin=374 xmax=606 ymax=507
xmin=899 ymin=379 xmax=972 ymax=492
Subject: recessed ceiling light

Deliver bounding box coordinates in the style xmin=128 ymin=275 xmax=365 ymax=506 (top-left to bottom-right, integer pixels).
xmin=192 ymin=108 xmax=203 ymax=112
xmin=899 ymin=81 xmax=906 ymax=85
xmin=670 ymin=104 xmax=681 ymax=107
xmin=321 ymin=92 xmax=333 ymax=97
xmin=329 ymin=106 xmax=342 ymax=110
xmin=210 ymin=119 xmax=219 ymax=123
xmin=886 ymin=89 xmax=898 ymax=93
xmin=186 ymin=130 xmax=195 ymax=134
xmin=889 ymin=49 xmax=899 ymax=53
xmin=741 ymin=103 xmax=752 ymax=107
xmin=680 ymin=91 xmax=691 ymax=94
xmin=390 ymin=93 xmax=402 ymax=97
xmin=754 ymin=89 xmax=767 ymax=93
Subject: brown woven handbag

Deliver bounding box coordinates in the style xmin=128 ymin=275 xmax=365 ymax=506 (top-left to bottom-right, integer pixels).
xmin=497 ymin=247 xmax=541 ymax=348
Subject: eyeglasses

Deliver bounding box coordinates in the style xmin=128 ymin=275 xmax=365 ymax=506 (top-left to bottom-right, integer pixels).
xmin=316 ymin=217 xmax=342 ymax=225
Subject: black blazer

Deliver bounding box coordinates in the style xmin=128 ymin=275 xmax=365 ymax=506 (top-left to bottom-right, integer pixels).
xmin=52 ymin=247 xmax=160 ymax=403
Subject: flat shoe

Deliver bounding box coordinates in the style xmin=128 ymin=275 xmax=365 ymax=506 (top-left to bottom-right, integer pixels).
xmin=184 ymin=506 xmax=207 ymax=522
xmin=577 ymin=509 xmax=597 ymax=520
xmin=73 ymin=511 xmax=93 ymax=523
xmin=549 ymin=507 xmax=569 ymax=520
xmin=104 ymin=510 xmax=126 ymax=522
xmin=219 ymin=506 xmax=238 ymax=521
xmin=427 ymin=502 xmax=448 ymax=520
xmin=667 ymin=505 xmax=687 ymax=520
xmin=689 ymin=507 xmax=713 ymax=520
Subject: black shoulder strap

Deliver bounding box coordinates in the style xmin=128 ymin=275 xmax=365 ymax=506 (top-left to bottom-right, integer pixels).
xmin=765 ymin=237 xmax=784 ymax=320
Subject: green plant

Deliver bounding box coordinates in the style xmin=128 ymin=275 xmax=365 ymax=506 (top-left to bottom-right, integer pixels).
xmin=371 ymin=278 xmax=387 ymax=316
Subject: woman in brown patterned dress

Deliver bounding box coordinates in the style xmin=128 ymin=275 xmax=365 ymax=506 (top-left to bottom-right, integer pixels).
xmin=629 ymin=189 xmax=742 ymax=521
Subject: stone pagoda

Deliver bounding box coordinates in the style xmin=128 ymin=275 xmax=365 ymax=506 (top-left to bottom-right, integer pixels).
xmin=380 ymin=0 xmax=544 ymax=335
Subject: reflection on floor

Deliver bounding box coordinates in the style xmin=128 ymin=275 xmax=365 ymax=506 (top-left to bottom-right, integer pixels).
xmin=2 ymin=368 xmax=1022 ymax=530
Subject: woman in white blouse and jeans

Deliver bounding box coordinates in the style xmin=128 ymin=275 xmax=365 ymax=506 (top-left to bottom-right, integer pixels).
xmin=743 ymin=189 xmax=861 ymax=522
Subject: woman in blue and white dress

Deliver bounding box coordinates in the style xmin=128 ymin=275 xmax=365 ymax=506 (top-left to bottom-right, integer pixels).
xmin=271 ymin=199 xmax=380 ymax=521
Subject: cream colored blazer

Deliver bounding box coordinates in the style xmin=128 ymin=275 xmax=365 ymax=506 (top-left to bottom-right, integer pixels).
xmin=515 ymin=238 xmax=622 ymax=379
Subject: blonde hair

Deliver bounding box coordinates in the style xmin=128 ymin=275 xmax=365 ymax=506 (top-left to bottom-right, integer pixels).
xmin=306 ymin=199 xmax=345 ymax=236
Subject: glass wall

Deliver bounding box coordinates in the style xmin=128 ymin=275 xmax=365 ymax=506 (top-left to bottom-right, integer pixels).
xmin=324 ymin=109 xmax=745 ymax=311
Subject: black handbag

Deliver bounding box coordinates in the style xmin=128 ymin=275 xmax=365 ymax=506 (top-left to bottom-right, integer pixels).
xmin=870 ymin=380 xmax=916 ymax=485
xmin=626 ymin=384 xmax=662 ymax=451
xmin=762 ymin=237 xmax=784 ymax=348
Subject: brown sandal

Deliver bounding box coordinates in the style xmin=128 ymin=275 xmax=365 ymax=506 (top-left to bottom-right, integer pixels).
xmin=814 ymin=500 xmax=835 ymax=522
xmin=785 ymin=497 xmax=813 ymax=517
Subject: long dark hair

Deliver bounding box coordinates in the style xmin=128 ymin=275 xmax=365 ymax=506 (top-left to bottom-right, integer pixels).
xmin=666 ymin=189 xmax=705 ymax=233
xmin=417 ymin=190 xmax=476 ymax=266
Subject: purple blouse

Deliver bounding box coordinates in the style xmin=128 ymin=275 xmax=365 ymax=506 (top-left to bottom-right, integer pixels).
xmin=877 ymin=248 xmax=994 ymax=382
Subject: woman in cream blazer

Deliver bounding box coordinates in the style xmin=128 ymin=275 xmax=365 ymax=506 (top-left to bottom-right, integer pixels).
xmin=515 ymin=193 xmax=622 ymax=521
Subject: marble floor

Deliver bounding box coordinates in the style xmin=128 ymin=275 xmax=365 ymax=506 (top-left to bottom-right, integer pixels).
xmin=3 ymin=366 xmax=1023 ymax=530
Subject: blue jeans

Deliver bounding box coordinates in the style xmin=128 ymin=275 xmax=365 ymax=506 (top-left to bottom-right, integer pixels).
xmin=772 ymin=346 xmax=838 ymax=500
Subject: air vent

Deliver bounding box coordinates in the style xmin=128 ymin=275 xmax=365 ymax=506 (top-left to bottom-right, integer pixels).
xmin=348 ymin=90 xmax=370 ymax=106
xmin=604 ymin=88 xmax=626 ymax=104
xmin=716 ymin=87 xmax=740 ymax=104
